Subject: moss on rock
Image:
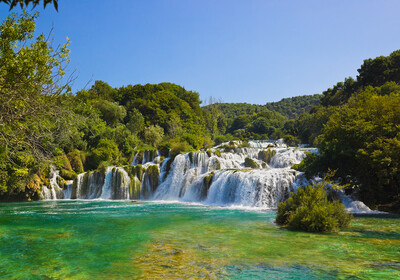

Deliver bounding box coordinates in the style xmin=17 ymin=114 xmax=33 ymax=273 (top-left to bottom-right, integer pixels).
xmin=244 ymin=157 xmax=259 ymax=169
xmin=68 ymin=150 xmax=84 ymax=173
xmin=201 ymin=172 xmax=214 ymax=200
xmin=258 ymin=149 xmax=276 ymax=164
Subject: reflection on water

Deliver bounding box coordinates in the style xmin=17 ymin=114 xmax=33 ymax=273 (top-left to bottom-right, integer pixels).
xmin=0 ymin=200 xmax=399 ymax=279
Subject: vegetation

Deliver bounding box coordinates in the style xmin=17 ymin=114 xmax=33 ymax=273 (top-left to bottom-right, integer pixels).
xmin=0 ymin=0 xmax=58 ymax=11
xmin=294 ymin=50 xmax=400 ymax=212
xmin=1 ymin=10 xmax=400 ymax=213
xmin=0 ymin=12 xmax=211 ymax=201
xmin=276 ymin=184 xmax=352 ymax=232
xmin=265 ymin=94 xmax=321 ymax=119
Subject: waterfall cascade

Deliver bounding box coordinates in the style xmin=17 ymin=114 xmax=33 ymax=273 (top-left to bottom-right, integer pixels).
xmin=44 ymin=140 xmax=373 ymax=212
xmin=40 ymin=165 xmax=65 ymax=200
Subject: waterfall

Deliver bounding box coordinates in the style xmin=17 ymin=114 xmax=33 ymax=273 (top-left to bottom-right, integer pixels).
xmin=45 ymin=141 xmax=375 ymax=212
xmin=68 ymin=166 xmax=131 ymax=200
xmin=40 ymin=165 xmax=64 ymax=200
xmin=100 ymin=167 xmax=114 ymax=199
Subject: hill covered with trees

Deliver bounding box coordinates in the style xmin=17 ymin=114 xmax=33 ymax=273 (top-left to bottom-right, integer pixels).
xmin=265 ymin=94 xmax=321 ymax=119
xmin=1 ymin=11 xmax=399 ymax=212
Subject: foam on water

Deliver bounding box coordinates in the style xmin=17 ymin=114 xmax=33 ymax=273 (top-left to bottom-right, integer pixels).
xmin=46 ymin=140 xmax=375 ymax=212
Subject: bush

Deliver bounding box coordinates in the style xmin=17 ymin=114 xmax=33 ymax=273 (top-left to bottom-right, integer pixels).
xmin=214 ymin=135 xmax=227 ymax=145
xmin=158 ymin=141 xmax=171 ymax=157
xmin=68 ymin=150 xmax=84 ymax=173
xmin=276 ymin=184 xmax=352 ymax=232
xmin=170 ymin=141 xmax=191 ymax=158
xmin=180 ymin=133 xmax=202 ymax=150
xmin=90 ymin=139 xmax=120 ymax=169
xmin=244 ymin=157 xmax=259 ymax=168
xmin=283 ymin=134 xmax=300 ymax=146
xmin=258 ymin=149 xmax=276 ymax=164
xmin=202 ymin=135 xmax=215 ymax=149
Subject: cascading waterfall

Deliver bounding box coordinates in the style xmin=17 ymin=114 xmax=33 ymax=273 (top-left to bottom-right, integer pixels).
xmin=49 ymin=140 xmax=373 ymax=212
xmin=40 ymin=165 xmax=64 ymax=200
xmin=65 ymin=166 xmax=131 ymax=200
xmin=152 ymin=145 xmax=303 ymax=208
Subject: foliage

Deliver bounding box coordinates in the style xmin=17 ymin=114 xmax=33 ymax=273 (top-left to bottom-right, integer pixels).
xmin=1 ymin=0 xmax=58 ymax=11
xmin=170 ymin=141 xmax=192 ymax=158
xmin=93 ymin=100 xmax=126 ymax=127
xmin=320 ymin=77 xmax=357 ymax=107
xmin=244 ymin=157 xmax=259 ymax=169
xmin=0 ymin=11 xmax=73 ymax=200
xmin=67 ymin=150 xmax=84 ymax=173
xmin=203 ymin=103 xmax=267 ymax=119
xmin=265 ymin=94 xmax=322 ymax=119
xmin=258 ymin=149 xmax=276 ymax=164
xmin=276 ymin=184 xmax=352 ymax=232
xmin=89 ymin=139 xmax=119 ymax=169
xmin=143 ymin=125 xmax=164 ymax=148
xmin=311 ymin=84 xmax=400 ymax=206
xmin=283 ymin=134 xmax=300 ymax=146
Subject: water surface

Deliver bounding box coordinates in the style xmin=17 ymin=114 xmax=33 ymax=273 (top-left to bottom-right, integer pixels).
xmin=0 ymin=201 xmax=399 ymax=279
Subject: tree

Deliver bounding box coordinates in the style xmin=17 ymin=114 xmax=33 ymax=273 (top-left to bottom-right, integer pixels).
xmin=0 ymin=11 xmax=71 ymax=198
xmin=126 ymin=108 xmax=145 ymax=135
xmin=312 ymin=83 xmax=400 ymax=207
xmin=143 ymin=125 xmax=164 ymax=148
xmin=276 ymin=183 xmax=352 ymax=232
xmin=93 ymin=100 xmax=126 ymax=127
xmin=0 ymin=0 xmax=58 ymax=11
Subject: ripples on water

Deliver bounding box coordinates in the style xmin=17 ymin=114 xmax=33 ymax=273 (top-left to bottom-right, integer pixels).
xmin=0 ymin=201 xmax=399 ymax=279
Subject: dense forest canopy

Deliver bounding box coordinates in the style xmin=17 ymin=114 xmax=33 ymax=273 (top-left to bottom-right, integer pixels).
xmin=264 ymin=94 xmax=321 ymax=119
xmin=0 ymin=12 xmax=399 ymax=212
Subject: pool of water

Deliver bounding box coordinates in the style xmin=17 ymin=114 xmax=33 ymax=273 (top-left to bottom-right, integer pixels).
xmin=0 ymin=200 xmax=399 ymax=279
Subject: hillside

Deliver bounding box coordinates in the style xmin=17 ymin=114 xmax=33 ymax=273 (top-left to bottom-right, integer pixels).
xmin=265 ymin=94 xmax=321 ymax=119
xmin=204 ymin=94 xmax=321 ymax=120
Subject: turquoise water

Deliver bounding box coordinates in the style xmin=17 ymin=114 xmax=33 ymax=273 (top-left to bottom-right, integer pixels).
xmin=0 ymin=201 xmax=399 ymax=279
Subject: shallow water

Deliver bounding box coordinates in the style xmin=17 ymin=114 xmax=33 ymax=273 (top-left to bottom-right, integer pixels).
xmin=0 ymin=201 xmax=399 ymax=279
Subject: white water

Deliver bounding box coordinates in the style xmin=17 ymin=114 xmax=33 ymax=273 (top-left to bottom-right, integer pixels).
xmin=41 ymin=165 xmax=64 ymax=200
xmin=53 ymin=140 xmax=373 ymax=212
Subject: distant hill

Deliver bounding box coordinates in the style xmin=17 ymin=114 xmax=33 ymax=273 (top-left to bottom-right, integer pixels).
xmin=265 ymin=94 xmax=321 ymax=119
xmin=203 ymin=103 xmax=267 ymax=119
xmin=203 ymin=94 xmax=321 ymax=120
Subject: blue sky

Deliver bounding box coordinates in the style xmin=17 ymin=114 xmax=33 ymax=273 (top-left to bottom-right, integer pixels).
xmin=1 ymin=0 xmax=400 ymax=104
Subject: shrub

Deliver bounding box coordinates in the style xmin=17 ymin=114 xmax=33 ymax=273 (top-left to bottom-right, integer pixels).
xmin=53 ymin=154 xmax=72 ymax=171
xmin=170 ymin=141 xmax=191 ymax=158
xmin=214 ymin=135 xmax=227 ymax=145
xmin=202 ymin=136 xmax=215 ymax=149
xmin=180 ymin=133 xmax=202 ymax=150
xmin=283 ymin=134 xmax=300 ymax=146
xmin=90 ymin=139 xmax=120 ymax=169
xmin=158 ymin=141 xmax=171 ymax=158
xmin=68 ymin=150 xmax=84 ymax=173
xmin=258 ymin=149 xmax=276 ymax=164
xmin=276 ymin=184 xmax=352 ymax=232
xmin=291 ymin=152 xmax=320 ymax=178
xmin=244 ymin=157 xmax=259 ymax=168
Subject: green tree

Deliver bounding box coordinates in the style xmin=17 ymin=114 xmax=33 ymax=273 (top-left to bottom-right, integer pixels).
xmin=312 ymin=83 xmax=400 ymax=207
xmin=143 ymin=125 xmax=164 ymax=148
xmin=93 ymin=100 xmax=127 ymax=127
xmin=0 ymin=11 xmax=71 ymax=199
xmin=276 ymin=184 xmax=352 ymax=232
xmin=1 ymin=0 xmax=58 ymax=11
xmin=126 ymin=108 xmax=145 ymax=135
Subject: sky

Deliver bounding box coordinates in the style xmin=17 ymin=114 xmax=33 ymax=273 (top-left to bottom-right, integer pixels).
xmin=1 ymin=0 xmax=400 ymax=104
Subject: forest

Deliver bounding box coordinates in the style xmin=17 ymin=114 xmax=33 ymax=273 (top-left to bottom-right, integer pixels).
xmin=0 ymin=12 xmax=399 ymax=212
